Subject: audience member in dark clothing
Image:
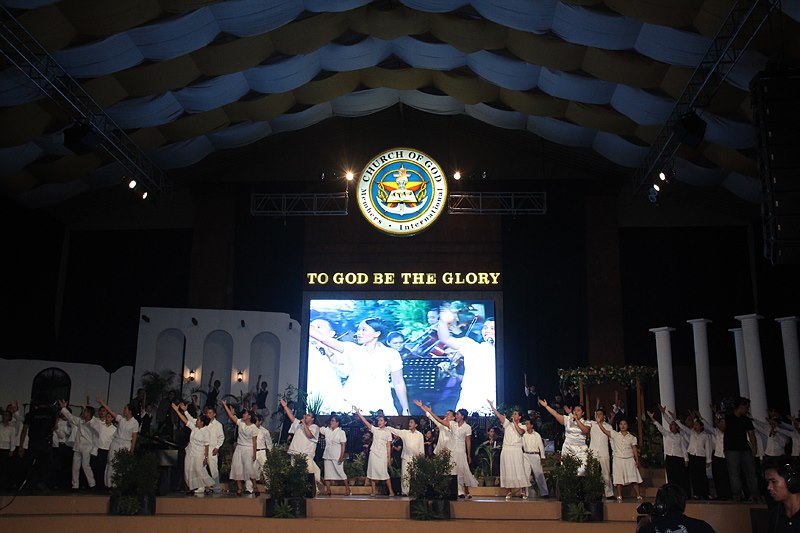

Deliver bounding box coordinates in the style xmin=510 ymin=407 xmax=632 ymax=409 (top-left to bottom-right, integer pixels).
xmin=637 ymin=484 xmax=716 ymax=533
xmin=19 ymin=396 xmax=57 ymax=492
xmin=724 ymin=397 xmax=760 ymax=502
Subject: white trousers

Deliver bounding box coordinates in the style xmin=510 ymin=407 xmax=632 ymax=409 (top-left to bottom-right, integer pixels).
xmin=72 ymin=448 xmax=95 ymax=489
xmin=522 ymin=453 xmax=548 ymax=496
xmin=595 ymin=453 xmax=614 ymax=497
xmin=208 ymin=452 xmax=220 ymax=491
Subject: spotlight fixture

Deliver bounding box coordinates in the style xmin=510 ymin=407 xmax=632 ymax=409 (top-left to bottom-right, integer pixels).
xmin=140 ymin=314 xmax=150 ymax=323
xmin=188 ymin=369 xmax=196 ymax=382
xmin=237 ymin=371 xmax=243 ymax=383
xmin=482 ymin=171 xmax=487 ymax=179
xmin=128 ymin=179 xmax=137 ymax=189
xmin=653 ymin=183 xmax=661 ymax=192
xmin=241 ymin=319 xmax=246 ymax=328
xmin=658 ymin=171 xmax=667 ymax=181
xmin=141 ymin=191 xmax=148 ymax=200
xmin=453 ymin=171 xmax=461 ymax=180
xmin=320 ymin=172 xmax=325 ymax=180
xmin=345 ymin=171 xmax=354 ymax=181
xmin=191 ymin=317 xmax=198 ymax=326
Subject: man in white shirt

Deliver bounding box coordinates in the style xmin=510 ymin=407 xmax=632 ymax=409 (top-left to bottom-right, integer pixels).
xmin=670 ymin=412 xmax=712 ymax=499
xmin=59 ymin=400 xmax=99 ymax=490
xmin=90 ymin=408 xmax=117 ymax=491
xmin=280 ymin=398 xmax=322 ymax=494
xmin=586 ymin=408 xmax=614 ymax=498
xmin=389 ymin=417 xmax=425 ymax=496
xmin=204 ymin=404 xmax=225 ymax=493
xmin=648 ymin=408 xmax=690 ymax=498
xmin=522 ymin=417 xmax=549 ymax=498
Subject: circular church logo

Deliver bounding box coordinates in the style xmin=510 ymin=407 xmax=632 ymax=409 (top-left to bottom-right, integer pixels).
xmin=357 ymin=148 xmax=448 ymax=236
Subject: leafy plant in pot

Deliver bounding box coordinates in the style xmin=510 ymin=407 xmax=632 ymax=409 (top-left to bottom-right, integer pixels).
xmin=407 ymin=449 xmax=456 ymax=520
xmin=261 ymin=444 xmax=312 ymax=518
xmin=550 ymin=451 xmax=605 ymax=522
xmin=109 ymin=450 xmax=159 ymax=515
xmin=343 ymin=451 xmax=367 ymax=486
xmin=475 ymin=442 xmax=499 ymax=487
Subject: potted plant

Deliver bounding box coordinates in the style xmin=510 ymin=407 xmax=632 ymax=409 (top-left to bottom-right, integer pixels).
xmin=550 ymin=451 xmax=605 ymax=522
xmin=407 ymin=449 xmax=455 ymax=520
xmin=475 ymin=442 xmax=499 ymax=487
xmin=344 ymin=451 xmax=367 ymax=486
xmin=261 ymin=444 xmax=312 ymax=518
xmin=108 ymin=450 xmax=159 ymax=515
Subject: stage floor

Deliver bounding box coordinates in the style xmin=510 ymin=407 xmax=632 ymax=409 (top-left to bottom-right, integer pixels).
xmin=0 ymin=491 xmax=763 ymax=533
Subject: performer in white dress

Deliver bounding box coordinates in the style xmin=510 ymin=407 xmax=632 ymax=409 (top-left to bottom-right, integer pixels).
xmin=319 ymin=414 xmax=350 ymax=496
xmin=437 ymin=308 xmax=496 ymax=414
xmin=539 ymin=398 xmax=590 ymax=475
xmin=354 ymin=406 xmax=395 ymax=497
xmin=171 ymin=402 xmax=214 ymax=494
xmin=488 ymin=400 xmax=528 ymax=499
xmin=58 ymin=400 xmax=99 ymax=490
xmin=389 ymin=417 xmax=425 ymax=496
xmin=416 ymin=400 xmax=478 ymax=498
xmin=596 ymin=418 xmax=642 ymax=501
xmin=221 ymin=400 xmax=259 ymax=496
xmin=522 ymin=417 xmax=549 ymax=498
xmin=586 ymin=407 xmax=615 ymax=498
xmin=96 ymin=398 xmax=139 ymax=488
xmin=280 ymin=398 xmax=323 ymax=495
xmin=310 ymin=318 xmax=410 ymax=415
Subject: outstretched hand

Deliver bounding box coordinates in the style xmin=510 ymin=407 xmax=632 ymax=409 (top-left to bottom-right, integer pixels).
xmin=487 ymin=399 xmax=494 ymax=407
xmin=646 ymin=410 xmax=655 ymax=419
xmin=279 ymin=398 xmax=287 ymax=408
xmin=564 ymin=405 xmax=573 ymax=415
xmin=538 ymin=399 xmax=548 ymax=407
xmin=58 ymin=399 xmax=67 ymax=409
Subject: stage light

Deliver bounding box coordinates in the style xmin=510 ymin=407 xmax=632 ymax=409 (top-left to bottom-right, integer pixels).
xmin=453 ymin=171 xmax=461 ymax=180
xmin=141 ymin=191 xmax=148 ymax=200
xmin=653 ymin=183 xmax=661 ymax=192
xmin=188 ymin=369 xmax=196 ymax=382
xmin=482 ymin=171 xmax=487 ymax=179
xmin=191 ymin=317 xmax=198 ymax=326
xmin=237 ymin=371 xmax=243 ymax=383
xmin=128 ymin=179 xmax=137 ymax=189
xmin=659 ymin=171 xmax=667 ymax=181
xmin=345 ymin=171 xmax=354 ymax=181
xmin=320 ymin=172 xmax=325 ymax=180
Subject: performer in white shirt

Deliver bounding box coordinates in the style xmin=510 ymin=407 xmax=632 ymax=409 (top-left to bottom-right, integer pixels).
xmin=779 ymin=414 xmax=800 ymax=458
xmin=488 ymin=400 xmax=528 ymax=499
xmin=669 ymin=410 xmax=712 ymax=500
xmin=203 ymin=405 xmax=225 ymax=493
xmin=246 ymin=414 xmax=274 ymax=494
xmin=96 ymin=398 xmax=139 ymax=488
xmin=753 ymin=417 xmax=790 ymax=460
xmin=648 ymin=408 xmax=689 ymax=498
xmin=59 ymin=400 xmax=99 ymax=490
xmin=221 ymin=400 xmax=259 ymax=496
xmin=586 ymin=408 xmax=614 ymax=498
xmin=0 ymin=404 xmax=21 ymax=490
xmin=437 ymin=308 xmax=496 ymax=414
xmin=522 ymin=417 xmax=549 ymax=498
xmin=172 ymin=402 xmax=214 ymax=494
xmin=540 ymin=398 xmax=591 ymax=475
xmin=319 ymin=414 xmax=350 ymax=496
xmin=280 ymin=398 xmax=323 ymax=494
xmin=90 ymin=408 xmax=116 ymax=491
xmin=596 ymin=418 xmax=643 ymax=501
xmin=388 ymin=417 xmax=424 ymax=496
xmin=416 ymin=400 xmax=478 ymax=498
xmin=354 ymin=406 xmax=395 ymax=497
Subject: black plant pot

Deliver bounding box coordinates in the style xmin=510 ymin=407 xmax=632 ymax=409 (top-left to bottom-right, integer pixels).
xmin=264 ymin=497 xmax=307 ymax=518
xmin=109 ymin=494 xmax=156 ymax=515
xmin=586 ymin=500 xmax=604 ymax=521
xmin=410 ymin=499 xmax=450 ymax=520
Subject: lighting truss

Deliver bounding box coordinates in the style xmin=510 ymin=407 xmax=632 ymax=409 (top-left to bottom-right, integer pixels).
xmin=448 ymin=192 xmax=546 ymax=215
xmin=0 ymin=7 xmax=170 ymax=196
xmin=633 ymin=0 xmax=780 ymax=194
xmin=250 ymin=192 xmax=349 ymax=216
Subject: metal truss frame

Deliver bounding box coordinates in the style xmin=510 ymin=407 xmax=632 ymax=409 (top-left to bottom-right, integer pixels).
xmin=448 ymin=192 xmax=546 ymax=215
xmin=0 ymin=7 xmax=170 ymax=196
xmin=633 ymin=0 xmax=780 ymax=193
xmin=250 ymin=192 xmax=349 ymax=216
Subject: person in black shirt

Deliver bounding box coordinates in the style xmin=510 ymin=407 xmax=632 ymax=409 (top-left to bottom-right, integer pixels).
xmin=724 ymin=397 xmax=760 ymax=502
xmin=206 ymin=372 xmax=221 ymax=411
xmin=19 ymin=395 xmax=57 ymax=492
xmin=637 ymin=484 xmax=716 ymax=533
xmin=254 ymin=376 xmax=269 ymax=419
xmin=764 ymin=459 xmax=800 ymax=533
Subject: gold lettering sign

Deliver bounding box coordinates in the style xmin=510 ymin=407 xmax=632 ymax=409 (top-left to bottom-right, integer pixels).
xmin=305 ymin=272 xmax=500 ymax=286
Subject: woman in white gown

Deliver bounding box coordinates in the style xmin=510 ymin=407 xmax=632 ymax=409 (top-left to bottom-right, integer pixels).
xmin=96 ymin=398 xmax=139 ymax=488
xmin=171 ymin=402 xmax=214 ymax=494
xmin=221 ymin=400 xmax=259 ymax=496
xmin=319 ymin=414 xmax=351 ymax=496
xmin=309 ymin=318 xmax=410 ymax=415
xmin=354 ymin=406 xmax=395 ymax=497
xmin=488 ymin=400 xmax=528 ymax=499
xmin=539 ymin=398 xmax=590 ymax=475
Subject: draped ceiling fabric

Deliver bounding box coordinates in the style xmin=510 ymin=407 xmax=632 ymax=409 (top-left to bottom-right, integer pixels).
xmin=1 ymin=0 xmax=798 ymax=207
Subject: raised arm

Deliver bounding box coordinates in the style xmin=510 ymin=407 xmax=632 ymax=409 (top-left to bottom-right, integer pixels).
xmin=539 ymin=398 xmax=565 ymax=425
xmin=487 ymin=400 xmax=506 ymax=425
xmin=221 ymin=399 xmax=239 ymax=424
xmin=279 ymin=398 xmax=296 ymax=424
xmin=436 ymin=308 xmax=463 ymax=350
xmin=647 ymin=410 xmax=669 ymax=436
xmin=58 ymin=399 xmax=80 ymax=425
xmin=414 ymin=400 xmax=447 ymax=428
xmin=353 ymin=406 xmax=373 ymax=430
xmin=309 ymin=327 xmax=348 ymax=353
xmin=171 ymin=402 xmax=188 ymax=426
xmin=96 ymin=397 xmax=118 ymax=420
xmin=595 ymin=412 xmax=612 ymax=438
xmin=573 ymin=411 xmax=591 ymax=435
xmin=207 ymin=370 xmax=215 ymax=389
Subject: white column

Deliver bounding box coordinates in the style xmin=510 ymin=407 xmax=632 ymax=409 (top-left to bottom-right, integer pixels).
xmin=650 ymin=327 xmax=677 ymax=413
xmin=734 ymin=314 xmax=767 ymax=420
xmin=776 ymin=317 xmax=800 ymax=416
xmin=688 ymin=319 xmax=713 ymax=424
xmin=729 ymin=327 xmax=748 ymax=397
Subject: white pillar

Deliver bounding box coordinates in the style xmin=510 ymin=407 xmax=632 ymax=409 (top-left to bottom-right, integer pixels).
xmin=729 ymin=327 xmax=749 ymax=397
xmin=650 ymin=327 xmax=677 ymax=413
xmin=734 ymin=314 xmax=767 ymax=420
xmin=688 ymin=319 xmax=713 ymax=425
xmin=776 ymin=317 xmax=800 ymax=416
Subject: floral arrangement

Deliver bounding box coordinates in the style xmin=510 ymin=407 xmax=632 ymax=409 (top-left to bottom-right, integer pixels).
xmin=557 ymin=365 xmax=657 ymax=389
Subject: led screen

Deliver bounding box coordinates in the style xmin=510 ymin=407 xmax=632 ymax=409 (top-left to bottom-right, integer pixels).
xmin=306 ymin=299 xmax=496 ymax=416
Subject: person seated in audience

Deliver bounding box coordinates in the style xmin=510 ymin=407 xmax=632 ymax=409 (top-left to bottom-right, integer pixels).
xmin=637 ymin=484 xmax=715 ymax=533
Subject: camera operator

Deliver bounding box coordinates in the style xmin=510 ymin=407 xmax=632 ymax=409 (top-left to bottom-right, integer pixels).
xmin=636 ymin=483 xmax=715 ymax=533
xmin=763 ymin=459 xmax=800 ymax=533
xmin=18 ymin=395 xmax=58 ymax=492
